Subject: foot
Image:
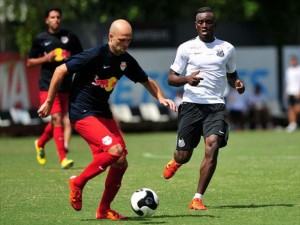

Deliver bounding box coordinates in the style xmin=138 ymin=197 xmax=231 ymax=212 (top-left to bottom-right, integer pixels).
xmin=69 ymin=176 xmax=82 ymax=211
xmin=286 ymin=122 xmax=297 ymax=133
xmin=96 ymin=209 xmax=128 ymax=220
xmin=189 ymin=198 xmax=207 ymax=210
xmin=61 ymin=158 xmax=74 ymax=169
xmin=34 ymin=140 xmax=46 ymax=165
xmin=163 ymin=158 xmax=181 ymax=179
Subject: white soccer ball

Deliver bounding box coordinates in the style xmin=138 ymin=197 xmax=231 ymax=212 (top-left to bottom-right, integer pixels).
xmin=130 ymin=188 xmax=159 ymax=217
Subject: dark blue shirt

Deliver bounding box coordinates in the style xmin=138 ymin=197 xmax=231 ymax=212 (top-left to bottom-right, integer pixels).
xmin=65 ymin=43 xmax=148 ymax=122
xmin=28 ymin=29 xmax=83 ymax=92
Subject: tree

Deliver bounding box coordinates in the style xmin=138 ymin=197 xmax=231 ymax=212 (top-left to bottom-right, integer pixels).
xmin=1 ymin=0 xmax=299 ymax=55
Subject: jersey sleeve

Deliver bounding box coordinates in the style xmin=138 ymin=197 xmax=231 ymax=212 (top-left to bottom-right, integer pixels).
xmin=28 ymin=37 xmax=42 ymax=58
xmin=125 ymin=55 xmax=148 ymax=83
xmin=65 ymin=47 xmax=97 ymax=74
xmin=225 ymin=46 xmax=237 ymax=73
xmin=170 ymin=44 xmax=188 ymax=74
xmin=70 ymin=33 xmax=84 ymax=55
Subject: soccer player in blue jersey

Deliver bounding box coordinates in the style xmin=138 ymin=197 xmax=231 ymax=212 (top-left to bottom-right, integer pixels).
xmin=38 ymin=19 xmax=177 ymax=220
xmin=27 ymin=6 xmax=83 ymax=169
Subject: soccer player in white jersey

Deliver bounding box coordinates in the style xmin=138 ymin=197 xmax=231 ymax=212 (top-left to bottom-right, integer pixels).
xmin=163 ymin=6 xmax=245 ymax=210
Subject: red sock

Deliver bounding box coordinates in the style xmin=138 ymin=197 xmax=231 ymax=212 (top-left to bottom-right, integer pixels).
xmin=98 ymin=165 xmax=128 ymax=212
xmin=38 ymin=123 xmax=53 ymax=147
xmin=74 ymin=152 xmax=120 ymax=189
xmin=53 ymin=126 xmax=66 ymax=162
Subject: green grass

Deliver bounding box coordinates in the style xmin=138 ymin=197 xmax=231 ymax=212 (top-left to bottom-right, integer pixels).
xmin=0 ymin=130 xmax=299 ymax=225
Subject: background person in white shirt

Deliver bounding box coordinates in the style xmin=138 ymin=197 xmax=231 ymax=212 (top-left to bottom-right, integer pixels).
xmin=285 ymin=55 xmax=300 ymax=133
xmin=163 ymin=6 xmax=245 ymax=210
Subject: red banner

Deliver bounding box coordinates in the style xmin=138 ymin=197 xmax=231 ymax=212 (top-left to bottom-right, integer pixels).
xmin=0 ymin=52 xmax=40 ymax=110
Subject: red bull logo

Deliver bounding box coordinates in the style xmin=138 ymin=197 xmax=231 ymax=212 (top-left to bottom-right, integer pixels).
xmin=92 ymin=75 xmax=118 ymax=91
xmin=54 ymin=48 xmax=71 ymax=61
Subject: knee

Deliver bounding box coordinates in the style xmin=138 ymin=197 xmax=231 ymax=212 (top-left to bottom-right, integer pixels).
xmin=174 ymin=151 xmax=192 ymax=164
xmin=108 ymin=144 xmax=125 ymax=156
xmin=51 ymin=113 xmax=63 ymax=126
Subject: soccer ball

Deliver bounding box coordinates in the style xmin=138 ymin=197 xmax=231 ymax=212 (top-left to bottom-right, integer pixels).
xmin=130 ymin=188 xmax=159 ymax=217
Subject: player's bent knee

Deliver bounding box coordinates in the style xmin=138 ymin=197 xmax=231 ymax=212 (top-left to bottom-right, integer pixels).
xmin=107 ymin=144 xmax=125 ymax=156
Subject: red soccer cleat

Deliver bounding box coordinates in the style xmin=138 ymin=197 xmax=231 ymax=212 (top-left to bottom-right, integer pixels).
xmin=69 ymin=176 xmax=82 ymax=211
xmin=96 ymin=209 xmax=128 ymax=220
xmin=163 ymin=158 xmax=181 ymax=179
xmin=189 ymin=198 xmax=207 ymax=210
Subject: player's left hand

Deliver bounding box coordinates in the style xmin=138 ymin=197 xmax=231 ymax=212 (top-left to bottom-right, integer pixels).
xmin=235 ymin=79 xmax=245 ymax=94
xmin=160 ymin=98 xmax=178 ymax=112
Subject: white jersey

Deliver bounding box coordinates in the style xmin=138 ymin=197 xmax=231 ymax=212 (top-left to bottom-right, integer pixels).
xmin=285 ymin=65 xmax=300 ymax=96
xmin=171 ymin=36 xmax=236 ymax=104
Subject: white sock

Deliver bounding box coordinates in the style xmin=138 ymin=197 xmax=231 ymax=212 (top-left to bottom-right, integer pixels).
xmin=193 ymin=193 xmax=203 ymax=200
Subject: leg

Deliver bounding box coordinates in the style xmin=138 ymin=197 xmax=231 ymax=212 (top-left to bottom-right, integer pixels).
xmin=189 ymin=134 xmax=221 ymax=211
xmin=70 ymin=117 xmax=127 ymax=216
xmin=196 ymin=134 xmax=220 ymax=195
xmin=35 ymin=122 xmax=52 ymax=165
xmin=96 ymin=156 xmax=128 ymax=220
xmin=37 ymin=122 xmax=53 ymax=147
xmin=163 ymin=150 xmax=193 ymax=179
xmin=63 ymin=114 xmax=72 ymax=152
xmin=52 ymin=112 xmax=69 ymax=164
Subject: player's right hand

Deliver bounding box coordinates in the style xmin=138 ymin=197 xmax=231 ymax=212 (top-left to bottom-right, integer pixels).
xmin=38 ymin=102 xmax=52 ymax=118
xmin=44 ymin=50 xmax=56 ymax=62
xmin=188 ymin=70 xmax=203 ymax=86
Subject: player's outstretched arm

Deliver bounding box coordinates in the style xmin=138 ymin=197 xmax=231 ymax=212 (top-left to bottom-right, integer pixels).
xmin=142 ymin=77 xmax=177 ymax=112
xmin=38 ymin=64 xmax=68 ymax=118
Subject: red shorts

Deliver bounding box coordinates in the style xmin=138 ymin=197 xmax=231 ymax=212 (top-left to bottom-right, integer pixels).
xmin=39 ymin=91 xmax=68 ymax=115
xmin=73 ymin=116 xmax=127 ymax=157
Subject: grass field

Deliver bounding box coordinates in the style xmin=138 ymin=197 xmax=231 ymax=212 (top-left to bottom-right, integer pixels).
xmin=0 ymin=130 xmax=299 ymax=225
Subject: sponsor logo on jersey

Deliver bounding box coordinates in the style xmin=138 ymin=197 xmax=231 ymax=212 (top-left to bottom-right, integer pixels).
xmin=120 ymin=62 xmax=127 ymax=71
xmin=54 ymin=48 xmax=71 ymax=61
xmin=91 ymin=75 xmax=118 ymax=91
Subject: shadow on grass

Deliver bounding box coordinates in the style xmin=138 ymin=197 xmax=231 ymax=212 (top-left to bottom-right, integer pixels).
xmin=212 ymin=203 xmax=296 ymax=209
xmin=81 ymin=214 xmax=216 ymax=223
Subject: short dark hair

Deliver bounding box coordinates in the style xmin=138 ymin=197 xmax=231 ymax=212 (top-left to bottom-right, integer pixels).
xmin=45 ymin=6 xmax=62 ymax=18
xmin=196 ymin=6 xmax=213 ymax=14
xmin=195 ymin=7 xmax=216 ymax=20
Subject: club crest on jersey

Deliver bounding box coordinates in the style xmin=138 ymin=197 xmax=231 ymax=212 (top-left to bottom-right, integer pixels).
xmin=61 ymin=36 xmax=69 ymax=44
xmin=120 ymin=62 xmax=127 ymax=71
xmin=216 ymin=49 xmax=224 ymax=57
xmin=92 ymin=75 xmax=118 ymax=91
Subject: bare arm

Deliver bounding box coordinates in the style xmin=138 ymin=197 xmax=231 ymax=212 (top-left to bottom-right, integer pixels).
xmin=27 ymin=50 xmax=56 ymax=67
xmin=168 ymin=69 xmax=203 ymax=87
xmin=142 ymin=77 xmax=177 ymax=112
xmin=227 ymin=71 xmax=245 ymax=94
xmin=38 ymin=64 xmax=68 ymax=117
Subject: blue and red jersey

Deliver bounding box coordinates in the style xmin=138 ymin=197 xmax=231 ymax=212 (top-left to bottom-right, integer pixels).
xmin=65 ymin=43 xmax=148 ymax=123
xmin=28 ymin=29 xmax=83 ymax=92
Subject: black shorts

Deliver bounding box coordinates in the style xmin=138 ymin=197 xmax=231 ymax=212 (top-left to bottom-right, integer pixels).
xmin=288 ymin=95 xmax=300 ymax=106
xmin=176 ymin=102 xmax=229 ymax=151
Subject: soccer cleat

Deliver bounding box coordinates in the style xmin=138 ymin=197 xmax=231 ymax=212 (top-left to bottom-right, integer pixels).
xmin=163 ymin=158 xmax=181 ymax=179
xmin=34 ymin=140 xmax=46 ymax=165
xmin=69 ymin=176 xmax=82 ymax=211
xmin=61 ymin=158 xmax=74 ymax=169
xmin=96 ymin=209 xmax=128 ymax=220
xmin=189 ymin=198 xmax=207 ymax=210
